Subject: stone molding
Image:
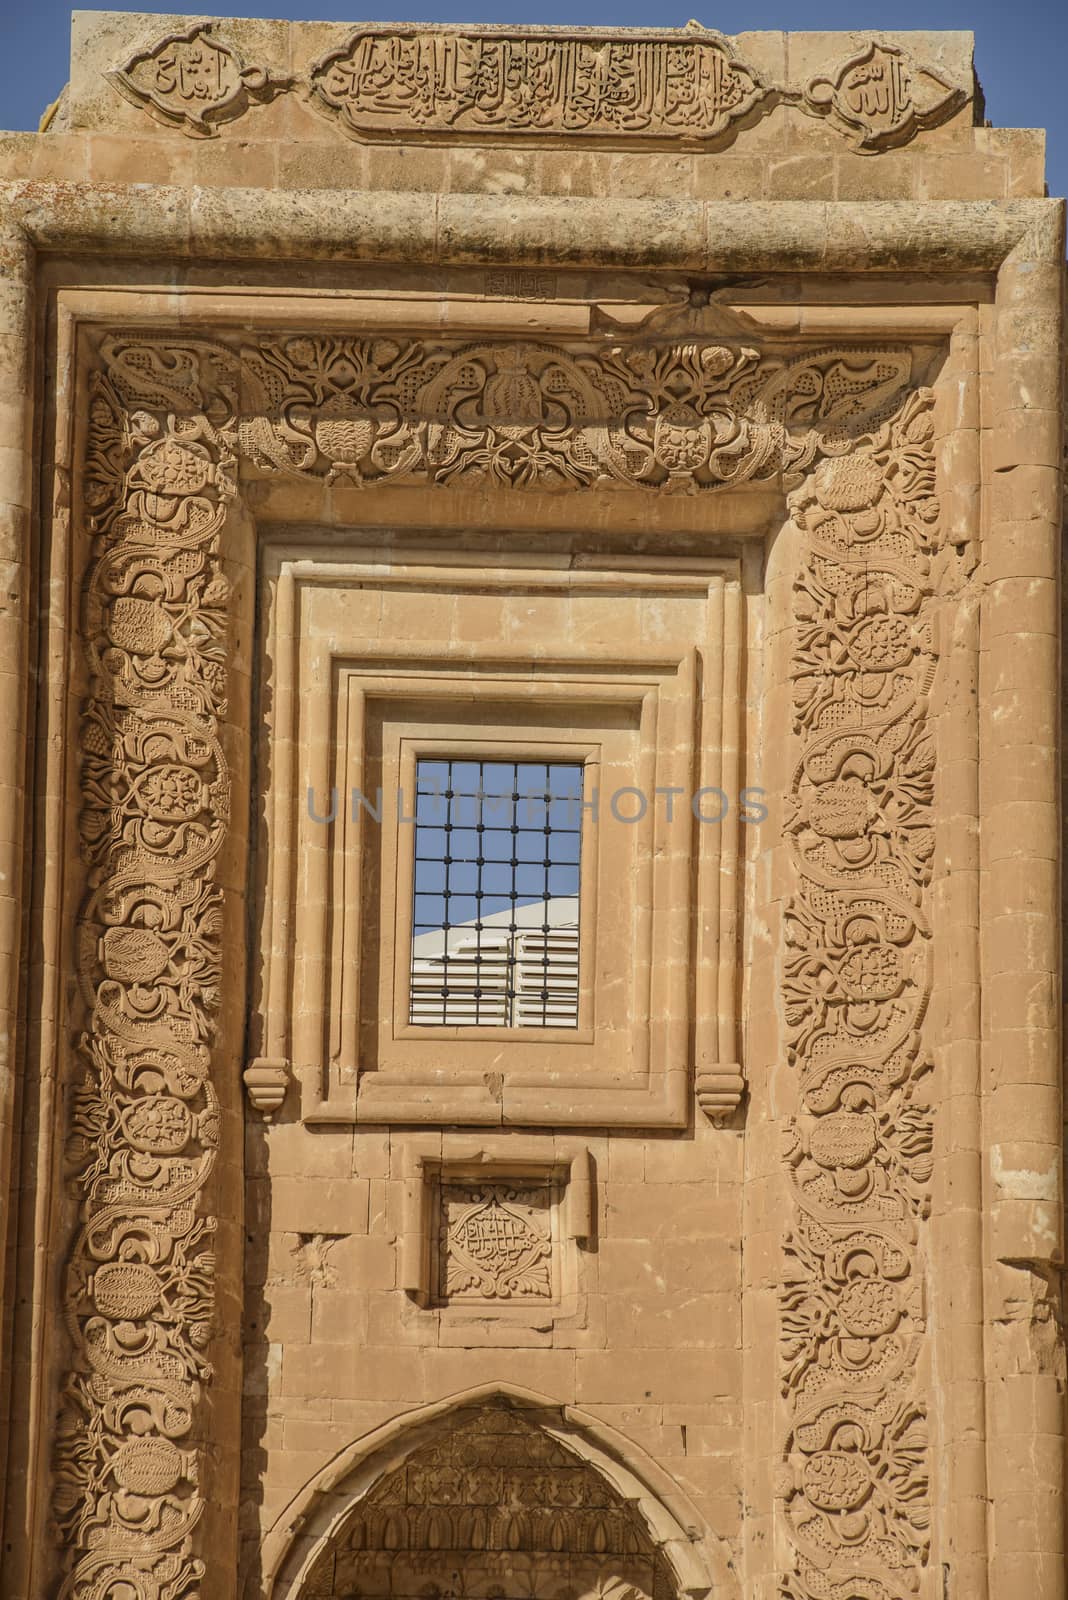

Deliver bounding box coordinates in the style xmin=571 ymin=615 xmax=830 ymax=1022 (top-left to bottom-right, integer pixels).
xmin=5 ymin=183 xmax=1053 ymax=271
xmin=0 ymin=183 xmax=1061 ymax=1600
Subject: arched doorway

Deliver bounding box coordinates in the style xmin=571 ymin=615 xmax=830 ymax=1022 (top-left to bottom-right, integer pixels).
xmin=266 ymin=1390 xmax=730 ymax=1600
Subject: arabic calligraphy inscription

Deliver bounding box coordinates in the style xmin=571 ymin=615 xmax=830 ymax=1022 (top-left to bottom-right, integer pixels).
xmin=308 ymin=26 xmax=768 ymax=142
xmin=804 ymin=41 xmax=966 ymax=151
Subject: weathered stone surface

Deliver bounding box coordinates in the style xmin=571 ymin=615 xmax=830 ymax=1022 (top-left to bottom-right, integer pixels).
xmin=0 ymin=13 xmax=1063 ymax=1600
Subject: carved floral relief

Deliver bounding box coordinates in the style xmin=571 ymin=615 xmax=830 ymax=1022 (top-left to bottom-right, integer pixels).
xmin=58 ymin=342 xmax=240 ymax=1599
xmin=237 ymin=336 xmax=912 ymax=494
xmin=437 ymin=1183 xmax=554 ymax=1302
xmin=61 ymin=323 xmax=932 ymax=1598
xmin=780 ymin=387 xmax=941 ymax=1598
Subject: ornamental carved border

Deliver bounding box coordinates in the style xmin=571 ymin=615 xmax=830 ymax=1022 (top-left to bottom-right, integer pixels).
xmin=779 ymin=389 xmax=942 ymax=1598
xmin=59 ymin=326 xmax=935 ymax=1599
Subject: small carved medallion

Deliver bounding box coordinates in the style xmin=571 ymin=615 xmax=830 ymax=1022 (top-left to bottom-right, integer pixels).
xmin=803 ymin=41 xmax=966 ymax=151
xmin=438 ymin=1182 xmax=554 ymax=1302
xmin=108 ymin=22 xmax=280 ymax=137
xmin=309 ymin=25 xmax=768 ymax=143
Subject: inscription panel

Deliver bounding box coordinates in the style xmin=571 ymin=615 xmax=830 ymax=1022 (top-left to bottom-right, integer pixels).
xmin=308 ymin=25 xmax=768 ymax=143
xmin=436 ymin=1181 xmax=556 ymax=1304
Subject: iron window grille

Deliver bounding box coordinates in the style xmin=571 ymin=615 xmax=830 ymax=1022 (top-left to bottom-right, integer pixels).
xmin=409 ymin=758 xmax=583 ymax=1027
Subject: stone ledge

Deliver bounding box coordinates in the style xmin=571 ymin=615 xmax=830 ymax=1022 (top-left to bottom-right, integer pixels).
xmin=1 ymin=181 xmax=1060 ymax=273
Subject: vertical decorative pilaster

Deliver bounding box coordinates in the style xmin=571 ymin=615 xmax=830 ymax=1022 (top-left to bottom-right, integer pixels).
xmin=780 ymin=390 xmax=940 ymax=1597
xmin=55 ymin=342 xmax=239 ymax=1598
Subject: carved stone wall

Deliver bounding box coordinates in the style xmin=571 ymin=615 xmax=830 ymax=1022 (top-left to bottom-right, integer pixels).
xmin=59 ymin=324 xmax=932 ymax=1599
xmin=1 ymin=24 xmax=1062 ymax=1600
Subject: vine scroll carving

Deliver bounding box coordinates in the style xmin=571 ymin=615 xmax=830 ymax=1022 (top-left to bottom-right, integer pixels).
xmin=60 ymin=325 xmax=930 ymax=1598
xmin=780 ymin=388 xmax=941 ymax=1597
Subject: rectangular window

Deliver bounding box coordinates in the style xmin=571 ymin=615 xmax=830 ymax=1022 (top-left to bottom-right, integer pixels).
xmin=409 ymin=757 xmax=583 ymax=1028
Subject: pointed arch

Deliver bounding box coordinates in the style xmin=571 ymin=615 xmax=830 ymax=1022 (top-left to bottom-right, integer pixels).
xmin=258 ymin=1384 xmax=737 ymax=1600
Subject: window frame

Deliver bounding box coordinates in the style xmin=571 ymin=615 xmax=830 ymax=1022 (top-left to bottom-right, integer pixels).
xmin=253 ymin=545 xmax=743 ymax=1129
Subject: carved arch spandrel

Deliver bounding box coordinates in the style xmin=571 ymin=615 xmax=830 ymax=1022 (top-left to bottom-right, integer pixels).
xmin=61 ymin=324 xmax=930 ymax=1600
xmin=258 ymin=1385 xmax=734 ymax=1600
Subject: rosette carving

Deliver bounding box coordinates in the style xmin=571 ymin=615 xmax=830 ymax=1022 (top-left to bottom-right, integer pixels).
xmin=781 ymin=389 xmax=942 ymax=1597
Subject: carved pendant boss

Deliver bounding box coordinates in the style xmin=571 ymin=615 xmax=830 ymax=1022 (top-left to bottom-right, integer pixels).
xmin=61 ymin=326 xmax=940 ymax=1600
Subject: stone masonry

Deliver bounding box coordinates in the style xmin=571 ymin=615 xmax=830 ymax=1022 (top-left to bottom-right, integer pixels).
xmin=0 ymin=14 xmax=1064 ymax=1600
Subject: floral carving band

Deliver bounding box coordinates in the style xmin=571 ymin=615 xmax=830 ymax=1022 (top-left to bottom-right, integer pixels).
xmin=60 ymin=325 xmax=937 ymax=1600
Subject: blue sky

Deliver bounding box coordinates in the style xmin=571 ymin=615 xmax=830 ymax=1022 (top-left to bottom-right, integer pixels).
xmin=1 ymin=1 xmax=1065 ymax=198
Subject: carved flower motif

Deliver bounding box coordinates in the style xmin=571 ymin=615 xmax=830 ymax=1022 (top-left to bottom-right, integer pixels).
xmin=313 ymin=393 xmax=377 ymax=473
xmin=838 ymin=1276 xmax=900 ymax=1338
xmin=699 ymin=345 xmax=735 ymax=377
xmin=850 ymin=615 xmax=913 ymax=670
xmin=653 ymin=402 xmax=713 ymax=473
xmin=809 ymin=1111 xmax=879 ymax=1170
xmin=137 ymin=436 xmax=212 ymax=496
xmin=813 ymin=454 xmax=884 ymax=513
xmin=102 ymin=927 xmax=171 ymax=983
xmin=483 ymin=349 xmax=546 ymax=430
xmin=121 ymin=1095 xmax=193 ymax=1155
xmin=806 ymin=778 xmax=873 ymax=840
xmin=92 ymin=1261 xmax=162 ymax=1320
xmin=108 ymin=596 xmax=172 ymax=655
xmin=802 ymin=1450 xmax=872 ymax=1511
xmin=838 ymin=942 xmax=903 ymax=1001
xmin=285 ymin=337 xmax=316 ymax=366
xmin=140 ymin=764 xmax=204 ymax=820
xmin=111 ymin=1437 xmax=183 ymax=1497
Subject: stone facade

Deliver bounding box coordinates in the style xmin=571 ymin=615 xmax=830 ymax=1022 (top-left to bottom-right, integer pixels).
xmin=0 ymin=13 xmax=1064 ymax=1600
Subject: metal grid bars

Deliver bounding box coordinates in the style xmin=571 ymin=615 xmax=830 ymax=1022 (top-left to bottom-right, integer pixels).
xmin=409 ymin=758 xmax=583 ymax=1027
